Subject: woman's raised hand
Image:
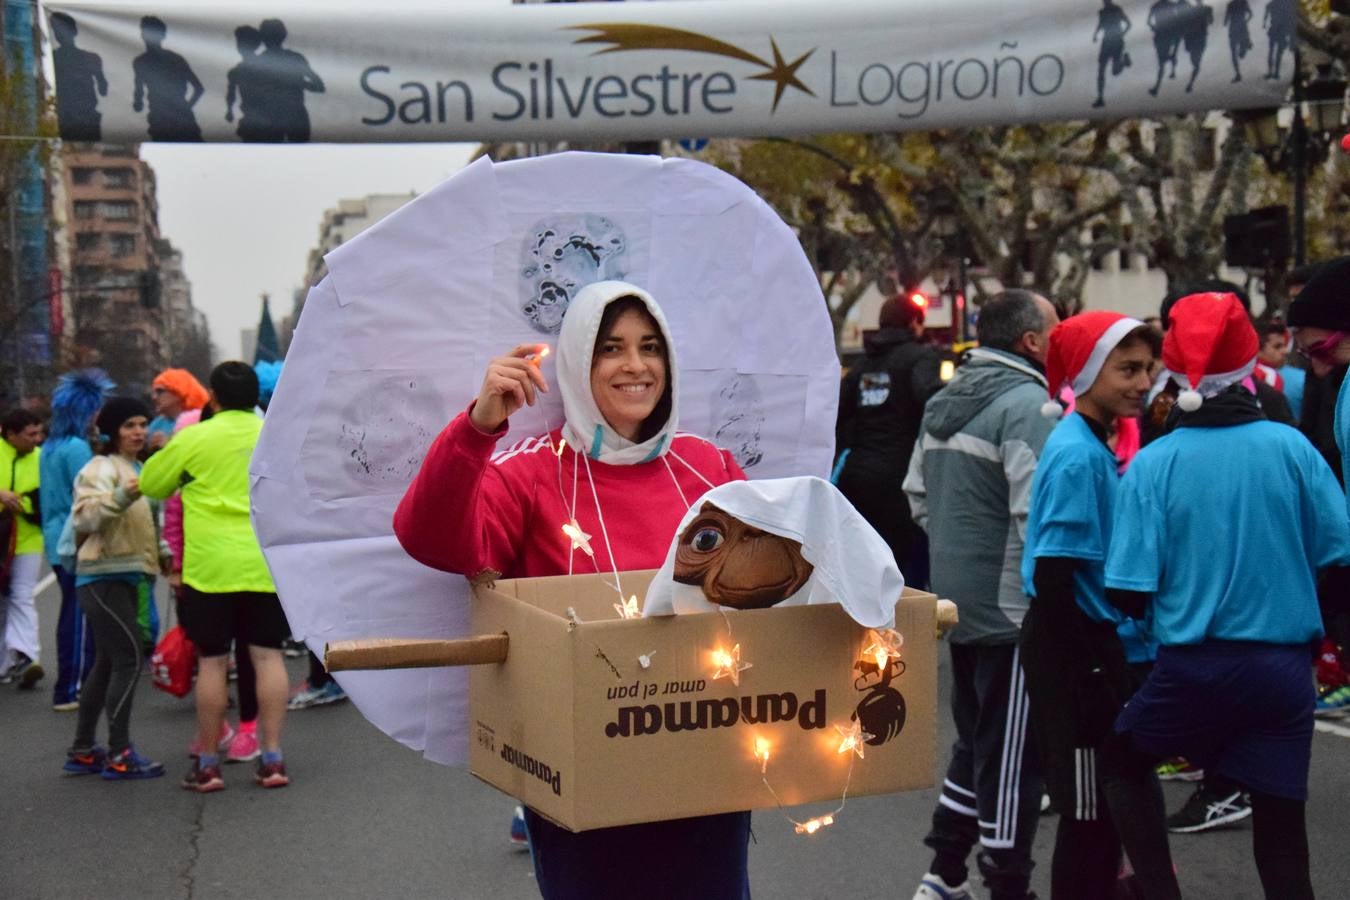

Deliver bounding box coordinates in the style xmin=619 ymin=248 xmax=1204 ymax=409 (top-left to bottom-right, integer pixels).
xmin=468 ymin=344 xmax=550 ymax=433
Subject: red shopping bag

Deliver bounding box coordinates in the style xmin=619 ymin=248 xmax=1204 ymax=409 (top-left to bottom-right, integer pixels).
xmin=151 ymin=625 xmax=196 ymax=698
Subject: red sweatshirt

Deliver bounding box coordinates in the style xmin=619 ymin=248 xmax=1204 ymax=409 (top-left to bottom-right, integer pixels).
xmin=394 ymin=409 xmax=745 ymax=580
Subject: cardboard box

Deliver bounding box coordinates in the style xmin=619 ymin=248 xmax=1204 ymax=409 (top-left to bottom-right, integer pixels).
xmin=468 ymin=570 xmax=937 ymax=832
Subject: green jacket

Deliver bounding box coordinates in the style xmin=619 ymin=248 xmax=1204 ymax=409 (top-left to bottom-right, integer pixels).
xmin=1 ymin=439 xmax=42 ymax=555
xmin=140 ymin=409 xmax=274 ymax=593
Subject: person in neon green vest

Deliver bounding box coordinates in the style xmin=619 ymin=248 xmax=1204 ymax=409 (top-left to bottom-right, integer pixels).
xmin=1 ymin=408 xmax=45 ymax=688
xmin=140 ymin=361 xmax=291 ymax=792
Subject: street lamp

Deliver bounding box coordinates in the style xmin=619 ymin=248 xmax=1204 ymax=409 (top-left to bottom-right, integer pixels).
xmin=1230 ymin=58 xmax=1348 ymax=267
xmin=929 ymin=190 xmax=971 ymax=343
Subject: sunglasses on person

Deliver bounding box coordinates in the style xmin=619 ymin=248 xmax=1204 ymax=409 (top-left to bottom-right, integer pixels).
xmin=1294 ymin=330 xmax=1347 ymax=362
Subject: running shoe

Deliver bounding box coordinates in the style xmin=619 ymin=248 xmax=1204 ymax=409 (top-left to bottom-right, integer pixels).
xmin=187 ymin=720 xmax=236 ymax=758
xmin=1314 ymin=685 xmax=1350 ymax=719
xmin=101 ymin=746 xmax=166 ymax=780
xmin=63 ymin=746 xmax=107 ymax=776
xmin=255 ymin=759 xmax=290 ymax=789
xmin=911 ymin=872 xmax=976 ymax=900
xmin=1155 ymin=757 xmax=1204 ymax=782
xmin=52 ymin=699 xmax=80 ymax=712
xmin=1167 ymin=786 xmax=1252 ymax=833
xmin=509 ymin=805 xmax=529 ymax=850
xmin=7 ymin=653 xmax=44 ymax=690
xmin=287 ymin=679 xmax=348 ymax=710
xmin=225 ymin=725 xmax=260 ymax=763
xmin=182 ymin=759 xmax=225 ymax=793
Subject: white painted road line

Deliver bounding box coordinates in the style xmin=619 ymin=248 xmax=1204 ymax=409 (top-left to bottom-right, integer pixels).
xmin=1315 ymin=720 xmax=1350 ymax=739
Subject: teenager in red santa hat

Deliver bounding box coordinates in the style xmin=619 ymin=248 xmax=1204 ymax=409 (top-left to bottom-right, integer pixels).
xmin=1020 ymin=311 xmax=1180 ymax=899
xmin=1105 ymin=292 xmax=1350 ymax=900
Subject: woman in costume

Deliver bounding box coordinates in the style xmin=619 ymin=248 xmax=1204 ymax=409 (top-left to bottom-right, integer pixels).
xmin=395 ymin=280 xmax=750 ymax=898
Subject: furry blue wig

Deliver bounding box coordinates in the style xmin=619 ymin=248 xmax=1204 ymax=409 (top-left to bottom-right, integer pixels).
xmin=49 ymin=368 xmax=115 ymax=440
xmin=254 ymin=360 xmax=283 ymax=410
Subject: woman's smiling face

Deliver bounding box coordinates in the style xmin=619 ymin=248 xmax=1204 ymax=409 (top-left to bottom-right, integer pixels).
xmin=590 ymin=305 xmax=668 ymax=442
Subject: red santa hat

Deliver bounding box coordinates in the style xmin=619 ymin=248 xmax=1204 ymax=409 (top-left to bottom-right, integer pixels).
xmin=1162 ymin=292 xmax=1258 ymax=412
xmin=1041 ymin=310 xmax=1146 ymax=418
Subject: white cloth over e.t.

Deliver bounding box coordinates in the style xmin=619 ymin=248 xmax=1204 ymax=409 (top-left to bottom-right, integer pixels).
xmin=643 ymin=476 xmax=901 ymax=628
xmin=249 ymin=152 xmax=840 ymax=765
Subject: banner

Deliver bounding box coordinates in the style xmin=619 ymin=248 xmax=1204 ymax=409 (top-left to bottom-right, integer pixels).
xmin=45 ymin=0 xmax=1292 ymax=144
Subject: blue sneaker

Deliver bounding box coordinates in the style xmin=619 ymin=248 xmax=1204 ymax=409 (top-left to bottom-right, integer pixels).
xmin=509 ymin=805 xmax=529 ymax=851
xmin=101 ymin=746 xmax=166 ymax=780
xmin=64 ymin=746 xmax=108 ymax=776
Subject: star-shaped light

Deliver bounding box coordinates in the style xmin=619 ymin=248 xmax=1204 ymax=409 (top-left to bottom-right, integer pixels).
xmin=794 ymin=814 xmax=835 ymax=835
xmin=862 ymin=628 xmax=905 ymax=671
xmin=614 ymin=595 xmax=640 ymax=619
xmin=835 ymin=719 xmax=875 ymax=759
xmin=562 ymin=518 xmax=594 ymax=557
xmin=710 ymin=643 xmax=752 ymax=686
xmin=746 ymin=38 xmax=816 ymax=113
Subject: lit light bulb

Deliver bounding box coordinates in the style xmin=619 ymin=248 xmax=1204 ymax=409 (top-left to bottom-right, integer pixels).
xmin=794 ymin=814 xmax=835 ymax=835
xmin=754 ymin=737 xmax=771 ymax=773
xmin=561 ymin=519 xmax=594 ymax=557
xmin=835 ymin=719 xmax=874 ymax=759
xmin=710 ymin=643 xmax=752 ymax=686
xmin=614 ymin=595 xmax=640 ymax=619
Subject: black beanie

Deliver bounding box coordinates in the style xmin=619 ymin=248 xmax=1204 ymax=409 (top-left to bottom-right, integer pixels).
xmin=96 ymin=397 xmax=151 ymax=449
xmin=1287 ymin=257 xmax=1350 ymax=330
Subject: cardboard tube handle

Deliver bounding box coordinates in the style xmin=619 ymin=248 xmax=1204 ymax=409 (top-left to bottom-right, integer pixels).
xmin=935 ymin=599 xmax=959 ymax=636
xmin=324 ymin=634 xmax=509 ymax=672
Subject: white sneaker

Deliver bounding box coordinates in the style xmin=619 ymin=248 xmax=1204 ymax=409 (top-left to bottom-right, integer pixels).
xmin=913 ymin=872 xmax=976 ymax=900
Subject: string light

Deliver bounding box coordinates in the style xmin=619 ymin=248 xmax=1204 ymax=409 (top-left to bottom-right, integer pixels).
xmin=710 ymin=643 xmax=752 ymax=686
xmin=754 ymin=737 xmax=771 ymax=773
xmin=561 ymin=518 xmax=594 ymax=557
xmin=835 ymin=719 xmax=874 ymax=759
xmin=614 ymin=595 xmax=640 ymax=619
xmin=862 ymin=627 xmax=904 ymax=671
xmin=794 ymin=815 xmax=835 ymax=835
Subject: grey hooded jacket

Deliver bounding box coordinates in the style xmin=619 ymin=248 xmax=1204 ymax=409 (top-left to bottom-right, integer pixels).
xmin=903 ymin=348 xmax=1055 ymax=644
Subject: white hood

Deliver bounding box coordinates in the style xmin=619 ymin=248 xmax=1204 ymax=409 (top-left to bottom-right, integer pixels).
xmin=643 ymin=476 xmax=902 ymax=628
xmin=556 ymin=280 xmax=679 ymax=465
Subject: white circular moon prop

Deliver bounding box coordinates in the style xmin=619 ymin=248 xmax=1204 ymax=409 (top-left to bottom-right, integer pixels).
xmin=250 ymin=151 xmax=840 ymax=764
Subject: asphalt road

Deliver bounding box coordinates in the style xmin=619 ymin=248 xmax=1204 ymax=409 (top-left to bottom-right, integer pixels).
xmin=3 ymin=579 xmax=1349 ymax=899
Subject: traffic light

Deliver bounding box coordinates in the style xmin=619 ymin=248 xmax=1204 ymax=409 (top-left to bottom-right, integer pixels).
xmin=139 ymin=268 xmax=161 ymax=308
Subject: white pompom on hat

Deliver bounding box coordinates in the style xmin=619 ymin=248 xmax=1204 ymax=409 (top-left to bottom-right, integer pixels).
xmin=1042 ymin=311 xmax=1146 ymax=418
xmin=1161 ymin=292 xmax=1259 ymax=410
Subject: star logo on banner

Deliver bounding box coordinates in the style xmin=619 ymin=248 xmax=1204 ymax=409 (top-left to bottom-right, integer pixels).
xmin=835 ymin=719 xmax=874 ymax=759
xmin=711 ymin=643 xmax=752 ymax=686
xmin=745 ymin=38 xmax=815 ymax=113
xmin=562 ymin=519 xmax=594 ymax=557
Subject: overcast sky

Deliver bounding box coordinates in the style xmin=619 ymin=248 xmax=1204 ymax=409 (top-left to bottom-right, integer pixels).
xmin=139 ymin=142 xmax=479 ymax=360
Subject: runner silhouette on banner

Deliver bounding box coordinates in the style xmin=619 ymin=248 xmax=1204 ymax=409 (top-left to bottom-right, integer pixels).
xmin=225 ymin=26 xmax=267 ymax=141
xmin=1092 ymin=0 xmax=1133 ymax=108
xmin=131 ymin=16 xmax=203 ymax=141
xmin=250 ymin=19 xmax=325 ymax=143
xmin=1224 ymin=0 xmax=1254 ymax=82
xmin=1263 ymin=0 xmax=1295 ymax=80
xmin=50 ymin=12 xmax=107 ymax=142
xmin=1147 ymin=0 xmax=1184 ymax=96
xmin=1179 ymin=0 xmax=1214 ymax=93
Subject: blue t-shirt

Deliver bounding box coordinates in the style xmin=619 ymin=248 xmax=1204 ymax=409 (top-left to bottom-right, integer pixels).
xmin=38 ymin=435 xmax=93 ymax=566
xmin=1336 ymin=372 xmax=1350 ymax=525
xmin=1106 ymin=420 xmax=1350 ymax=646
xmin=1279 ymin=365 xmax=1305 ymax=422
xmin=1022 ymin=413 xmax=1155 ymax=659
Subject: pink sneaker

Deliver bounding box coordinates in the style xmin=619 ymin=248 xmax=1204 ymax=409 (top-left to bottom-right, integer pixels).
xmin=188 ymin=721 xmax=236 ymax=758
xmin=225 ymin=724 xmax=260 ymax=763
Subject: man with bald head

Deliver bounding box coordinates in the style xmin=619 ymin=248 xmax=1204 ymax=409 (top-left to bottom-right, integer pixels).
xmin=905 ymin=290 xmax=1059 ymax=900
